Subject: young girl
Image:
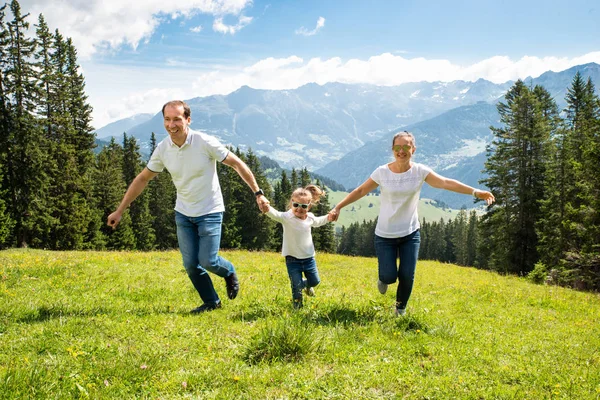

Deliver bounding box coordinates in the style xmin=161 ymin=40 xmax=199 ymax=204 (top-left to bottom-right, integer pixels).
xmin=264 ymin=184 xmax=333 ymax=309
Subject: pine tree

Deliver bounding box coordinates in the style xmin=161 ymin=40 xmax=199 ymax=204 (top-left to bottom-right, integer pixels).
xmin=147 ymin=132 xmax=177 ymax=249
xmin=218 ymin=147 xmax=244 ymax=249
xmin=466 ymin=210 xmax=479 ymax=267
xmin=480 ymin=81 xmax=555 ymax=274
xmin=311 ymin=178 xmax=335 ymax=253
xmin=299 ymin=168 xmax=310 ymax=187
xmin=270 ymin=170 xmax=292 ymax=251
xmin=452 ymin=208 xmax=468 ymax=266
xmin=4 ymin=0 xmax=51 ymax=247
xmin=429 ymin=218 xmax=446 ymax=261
xmin=122 ymin=133 xmax=155 ymax=250
xmin=0 ymin=4 xmax=15 ymax=247
xmin=234 ymin=149 xmax=273 ymax=250
xmin=419 ymin=218 xmax=430 ymax=260
xmin=540 ymin=73 xmax=600 ymax=288
xmin=94 ymin=138 xmax=135 ymax=249
xmin=290 ymin=168 xmax=299 ymax=189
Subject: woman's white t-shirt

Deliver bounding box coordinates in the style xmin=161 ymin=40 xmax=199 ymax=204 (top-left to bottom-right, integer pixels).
xmin=370 ymin=162 xmax=432 ymax=238
xmin=265 ymin=206 xmax=329 ymax=259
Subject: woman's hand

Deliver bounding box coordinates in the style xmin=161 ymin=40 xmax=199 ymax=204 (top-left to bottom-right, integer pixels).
xmin=474 ymin=189 xmax=495 ymax=205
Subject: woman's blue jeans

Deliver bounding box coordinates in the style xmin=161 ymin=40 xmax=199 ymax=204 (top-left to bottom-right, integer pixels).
xmin=175 ymin=211 xmax=235 ymax=305
xmin=374 ymin=230 xmax=421 ymax=310
xmin=285 ymin=256 xmax=320 ymax=305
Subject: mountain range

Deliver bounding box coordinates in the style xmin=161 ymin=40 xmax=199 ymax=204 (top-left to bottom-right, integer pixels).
xmin=93 ymin=63 xmax=600 ymax=208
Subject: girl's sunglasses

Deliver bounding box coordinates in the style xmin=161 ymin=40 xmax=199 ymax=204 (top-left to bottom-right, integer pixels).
xmin=292 ymin=202 xmax=310 ymax=209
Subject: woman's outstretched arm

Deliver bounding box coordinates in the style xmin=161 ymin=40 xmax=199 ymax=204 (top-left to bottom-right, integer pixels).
xmin=425 ymin=171 xmax=495 ymax=205
xmin=329 ymin=178 xmax=379 ymax=221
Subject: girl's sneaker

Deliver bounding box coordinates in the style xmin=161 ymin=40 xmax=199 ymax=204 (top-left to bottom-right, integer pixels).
xmin=395 ymin=307 xmax=406 ymax=316
xmin=305 ymin=286 xmax=315 ymax=296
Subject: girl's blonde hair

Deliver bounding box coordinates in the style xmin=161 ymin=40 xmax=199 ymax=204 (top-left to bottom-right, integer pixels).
xmin=288 ymin=184 xmax=324 ymax=210
xmin=392 ymin=130 xmax=416 ymax=147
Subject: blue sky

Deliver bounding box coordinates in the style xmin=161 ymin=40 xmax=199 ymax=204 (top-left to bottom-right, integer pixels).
xmin=18 ymin=0 xmax=600 ymax=128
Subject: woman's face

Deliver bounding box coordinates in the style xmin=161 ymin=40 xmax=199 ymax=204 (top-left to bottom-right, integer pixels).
xmin=392 ymin=136 xmax=415 ymax=161
xmin=291 ymin=194 xmax=311 ymax=219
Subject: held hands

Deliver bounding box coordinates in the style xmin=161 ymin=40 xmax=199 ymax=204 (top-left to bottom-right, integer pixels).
xmin=256 ymin=195 xmax=270 ymax=213
xmin=328 ymin=208 xmax=340 ymax=222
xmin=474 ymin=189 xmax=496 ymax=206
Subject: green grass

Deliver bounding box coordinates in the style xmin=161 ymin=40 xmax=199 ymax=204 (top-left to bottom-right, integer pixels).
xmin=1 ymin=249 xmax=600 ymax=399
xmin=327 ymin=190 xmax=461 ymax=227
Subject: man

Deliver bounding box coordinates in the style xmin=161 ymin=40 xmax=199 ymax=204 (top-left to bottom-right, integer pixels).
xmin=107 ymin=100 xmax=270 ymax=313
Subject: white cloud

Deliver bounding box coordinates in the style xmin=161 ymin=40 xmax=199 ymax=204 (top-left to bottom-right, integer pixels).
xmin=18 ymin=0 xmax=253 ymax=58
xmin=89 ymin=51 xmax=600 ymax=128
xmin=101 ymin=88 xmax=187 ymax=127
xmin=190 ymin=25 xmax=203 ymax=33
xmin=295 ymin=16 xmax=325 ymax=36
xmin=212 ymin=15 xmax=253 ymax=34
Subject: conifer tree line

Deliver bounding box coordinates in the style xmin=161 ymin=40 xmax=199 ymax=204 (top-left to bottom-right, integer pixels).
xmin=1 ymin=1 xmax=598 ymax=290
xmin=336 ymin=210 xmax=480 ymax=267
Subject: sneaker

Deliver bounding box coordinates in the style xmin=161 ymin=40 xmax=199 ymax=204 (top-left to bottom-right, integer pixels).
xmin=293 ymin=299 xmax=303 ymax=309
xmin=377 ymin=279 xmax=388 ymax=294
xmin=305 ymin=286 xmax=315 ymax=297
xmin=190 ymin=302 xmax=222 ymax=314
xmin=395 ymin=308 xmax=406 ymax=316
xmin=225 ymin=273 xmax=239 ymax=300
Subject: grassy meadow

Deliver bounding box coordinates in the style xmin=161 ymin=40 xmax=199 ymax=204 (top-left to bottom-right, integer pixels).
xmin=1 ymin=249 xmax=599 ymax=399
xmin=327 ymin=191 xmax=461 ymax=227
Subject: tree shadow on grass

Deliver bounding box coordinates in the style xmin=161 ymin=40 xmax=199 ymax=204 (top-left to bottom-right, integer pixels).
xmin=16 ymin=305 xmax=112 ymax=323
xmin=16 ymin=304 xmax=179 ymax=323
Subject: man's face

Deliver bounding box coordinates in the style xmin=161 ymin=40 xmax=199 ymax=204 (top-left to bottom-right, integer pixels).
xmin=163 ymin=104 xmax=190 ymax=143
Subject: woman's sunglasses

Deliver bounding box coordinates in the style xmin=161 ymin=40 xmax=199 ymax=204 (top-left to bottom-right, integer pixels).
xmin=393 ymin=144 xmax=412 ymax=153
xmin=292 ymin=202 xmax=310 ymax=209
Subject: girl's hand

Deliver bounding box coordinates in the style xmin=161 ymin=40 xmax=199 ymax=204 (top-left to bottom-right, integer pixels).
xmin=256 ymin=196 xmax=270 ymax=213
xmin=328 ymin=208 xmax=339 ymax=222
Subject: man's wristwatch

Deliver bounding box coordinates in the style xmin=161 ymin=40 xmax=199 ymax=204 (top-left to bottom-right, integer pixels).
xmin=254 ymin=189 xmax=265 ymax=197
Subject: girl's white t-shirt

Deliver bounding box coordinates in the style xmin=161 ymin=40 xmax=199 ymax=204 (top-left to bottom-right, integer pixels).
xmin=370 ymin=162 xmax=432 ymax=238
xmin=265 ymin=206 xmax=329 ymax=259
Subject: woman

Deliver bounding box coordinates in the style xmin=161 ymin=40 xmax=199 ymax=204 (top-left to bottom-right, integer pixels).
xmin=328 ymin=131 xmax=495 ymax=316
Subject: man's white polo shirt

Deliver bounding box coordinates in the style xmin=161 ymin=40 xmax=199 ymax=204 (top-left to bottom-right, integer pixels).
xmin=147 ymin=129 xmax=229 ymax=217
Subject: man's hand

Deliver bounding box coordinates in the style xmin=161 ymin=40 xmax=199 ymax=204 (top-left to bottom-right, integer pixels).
xmin=107 ymin=211 xmax=122 ymax=229
xmin=256 ymin=195 xmax=270 ymax=213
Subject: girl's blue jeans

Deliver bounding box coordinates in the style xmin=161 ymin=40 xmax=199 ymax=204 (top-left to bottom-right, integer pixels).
xmin=285 ymin=255 xmax=320 ymax=306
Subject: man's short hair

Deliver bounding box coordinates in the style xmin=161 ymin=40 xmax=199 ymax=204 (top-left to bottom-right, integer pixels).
xmin=162 ymin=100 xmax=191 ymax=119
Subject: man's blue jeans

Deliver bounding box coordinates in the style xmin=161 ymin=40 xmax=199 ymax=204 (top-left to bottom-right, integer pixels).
xmin=374 ymin=229 xmax=421 ymax=310
xmin=285 ymin=256 xmax=320 ymax=304
xmin=176 ymin=211 xmax=235 ymax=305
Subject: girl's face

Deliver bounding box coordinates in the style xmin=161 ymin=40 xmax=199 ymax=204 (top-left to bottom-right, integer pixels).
xmin=291 ymin=194 xmax=311 ymax=220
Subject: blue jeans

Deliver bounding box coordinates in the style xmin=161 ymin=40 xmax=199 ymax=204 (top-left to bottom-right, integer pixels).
xmin=285 ymin=256 xmax=320 ymax=304
xmin=374 ymin=230 xmax=421 ymax=310
xmin=176 ymin=211 xmax=235 ymax=305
